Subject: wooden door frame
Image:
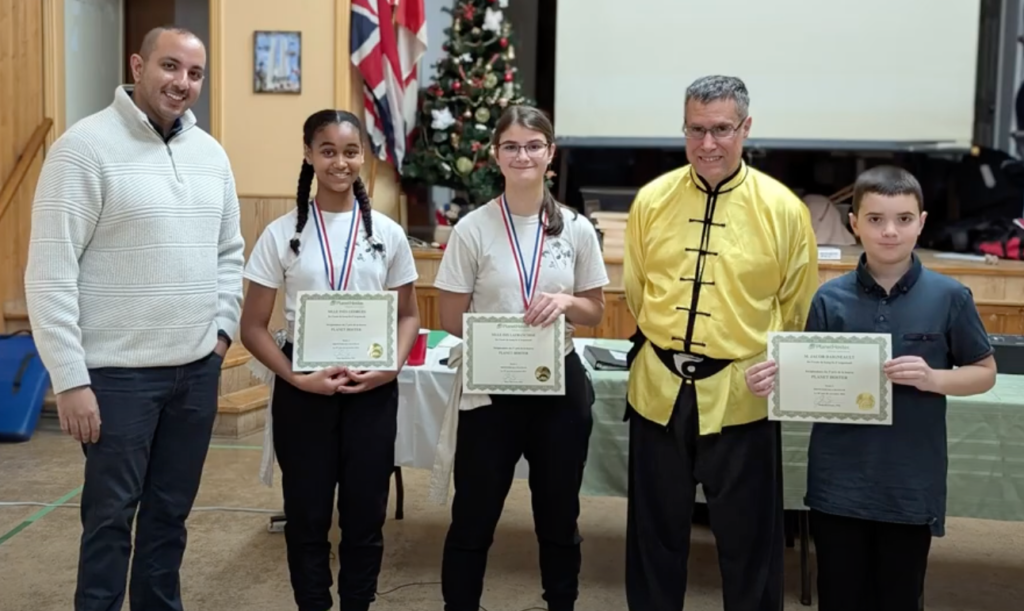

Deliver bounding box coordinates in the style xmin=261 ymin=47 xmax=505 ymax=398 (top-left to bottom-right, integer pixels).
xmin=208 ymin=0 xmax=223 ymax=141
xmin=42 ymin=0 xmax=66 ymax=145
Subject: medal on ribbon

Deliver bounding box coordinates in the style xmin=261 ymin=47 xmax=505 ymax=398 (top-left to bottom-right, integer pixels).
xmin=499 ymin=194 xmax=547 ymax=310
xmin=311 ymin=200 xmax=360 ymax=290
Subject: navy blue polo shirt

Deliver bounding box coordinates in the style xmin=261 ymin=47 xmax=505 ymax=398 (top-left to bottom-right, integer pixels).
xmin=803 ymin=253 xmax=993 ymax=536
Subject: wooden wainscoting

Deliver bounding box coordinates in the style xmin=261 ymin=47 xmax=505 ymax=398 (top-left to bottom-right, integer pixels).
xmin=0 ymin=0 xmax=46 ymax=332
xmin=974 ymin=301 xmax=1024 ymax=336
xmin=238 ymin=195 xmax=294 ymax=333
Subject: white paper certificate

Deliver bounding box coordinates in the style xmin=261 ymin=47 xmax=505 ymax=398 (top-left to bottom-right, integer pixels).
xmin=767 ymin=332 xmax=892 ymax=425
xmin=462 ymin=313 xmax=566 ymax=395
xmin=292 ymin=291 xmax=398 ymax=372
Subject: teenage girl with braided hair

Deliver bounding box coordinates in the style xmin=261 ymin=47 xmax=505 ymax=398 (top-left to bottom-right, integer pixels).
xmin=240 ymin=109 xmax=420 ymax=611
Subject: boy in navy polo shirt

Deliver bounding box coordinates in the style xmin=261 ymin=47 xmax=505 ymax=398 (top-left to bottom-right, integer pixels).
xmin=744 ymin=165 xmax=997 ymax=611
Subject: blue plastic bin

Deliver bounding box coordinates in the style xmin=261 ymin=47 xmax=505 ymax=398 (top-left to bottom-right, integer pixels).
xmin=0 ymin=332 xmax=50 ymax=442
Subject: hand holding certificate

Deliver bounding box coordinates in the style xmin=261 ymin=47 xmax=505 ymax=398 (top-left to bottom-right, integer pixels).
xmin=292 ymin=291 xmax=398 ymax=372
xmin=760 ymin=332 xmax=893 ymax=425
xmin=460 ymin=196 xmax=565 ymax=395
xmin=462 ymin=313 xmax=566 ymax=395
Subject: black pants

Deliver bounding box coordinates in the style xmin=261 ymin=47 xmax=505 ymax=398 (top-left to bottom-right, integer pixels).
xmin=75 ymin=352 xmax=223 ymax=611
xmin=810 ymin=510 xmax=932 ymax=611
xmin=625 ymin=381 xmax=785 ymax=611
xmin=273 ymin=344 xmax=399 ymax=611
xmin=441 ymin=351 xmax=594 ymax=611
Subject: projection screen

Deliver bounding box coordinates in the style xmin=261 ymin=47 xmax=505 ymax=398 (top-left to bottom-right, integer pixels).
xmin=553 ymin=0 xmax=982 ymax=150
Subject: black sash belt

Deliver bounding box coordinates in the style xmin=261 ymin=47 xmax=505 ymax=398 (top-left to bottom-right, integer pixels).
xmin=627 ymin=328 xmax=732 ymax=381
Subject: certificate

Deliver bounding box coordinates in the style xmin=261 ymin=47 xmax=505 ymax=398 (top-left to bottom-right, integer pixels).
xmin=462 ymin=313 xmax=566 ymax=395
xmin=767 ymin=332 xmax=892 ymax=425
xmin=292 ymin=291 xmax=398 ymax=372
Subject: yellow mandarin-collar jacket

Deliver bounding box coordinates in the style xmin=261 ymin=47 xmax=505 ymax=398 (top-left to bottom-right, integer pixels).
xmin=624 ymin=162 xmax=819 ymax=435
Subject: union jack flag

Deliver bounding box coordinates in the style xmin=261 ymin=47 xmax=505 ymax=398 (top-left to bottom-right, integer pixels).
xmin=395 ymin=0 xmax=427 ymax=148
xmin=351 ymin=0 xmax=426 ymax=173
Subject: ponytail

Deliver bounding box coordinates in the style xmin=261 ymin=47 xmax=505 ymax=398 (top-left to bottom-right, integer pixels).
xmin=291 ymin=160 xmax=315 ymax=254
xmin=541 ymin=184 xmax=565 ymax=237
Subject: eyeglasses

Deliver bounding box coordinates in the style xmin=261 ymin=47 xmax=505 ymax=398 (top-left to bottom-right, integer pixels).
xmin=682 ymin=121 xmax=746 ymax=141
xmin=496 ymin=141 xmax=550 ymax=157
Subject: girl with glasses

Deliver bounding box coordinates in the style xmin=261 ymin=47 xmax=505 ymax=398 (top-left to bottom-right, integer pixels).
xmin=429 ymin=105 xmax=609 ymax=611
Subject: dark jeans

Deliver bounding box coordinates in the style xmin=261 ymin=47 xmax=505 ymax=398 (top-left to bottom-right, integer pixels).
xmin=441 ymin=351 xmax=594 ymax=611
xmin=625 ymin=382 xmax=785 ymax=611
xmin=74 ymin=351 xmax=223 ymax=611
xmin=810 ymin=510 xmax=932 ymax=611
xmin=272 ymin=343 xmax=400 ymax=611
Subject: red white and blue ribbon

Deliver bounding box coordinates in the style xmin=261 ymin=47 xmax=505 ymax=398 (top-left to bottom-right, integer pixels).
xmin=499 ymin=194 xmax=547 ymax=310
xmin=311 ymin=200 xmax=360 ymax=290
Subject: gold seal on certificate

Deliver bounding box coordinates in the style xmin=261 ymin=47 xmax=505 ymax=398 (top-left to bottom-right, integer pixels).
xmin=291 ymin=291 xmax=398 ymax=371
xmin=462 ymin=313 xmax=566 ymax=395
xmin=766 ymin=331 xmax=893 ymax=425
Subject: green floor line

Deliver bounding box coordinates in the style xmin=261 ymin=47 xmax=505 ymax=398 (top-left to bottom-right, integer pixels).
xmin=0 ymin=485 xmax=83 ymax=547
xmin=0 ymin=445 xmax=260 ymax=546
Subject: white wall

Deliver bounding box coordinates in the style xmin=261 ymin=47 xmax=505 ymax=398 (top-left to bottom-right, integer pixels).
xmin=555 ymin=0 xmax=982 ymax=147
xmin=65 ymin=0 xmax=123 ymax=129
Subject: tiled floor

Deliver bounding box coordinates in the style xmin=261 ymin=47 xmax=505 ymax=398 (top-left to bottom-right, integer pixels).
xmin=1 ymin=422 xmax=1021 ymax=610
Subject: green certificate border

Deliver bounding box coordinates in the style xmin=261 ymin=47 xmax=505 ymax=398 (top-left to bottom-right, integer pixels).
xmin=293 ymin=291 xmax=397 ymax=370
xmin=768 ymin=333 xmax=891 ymax=423
xmin=463 ymin=314 xmax=565 ymax=394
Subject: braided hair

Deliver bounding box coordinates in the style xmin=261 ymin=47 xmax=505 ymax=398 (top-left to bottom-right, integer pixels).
xmin=290 ymin=109 xmax=383 ymax=255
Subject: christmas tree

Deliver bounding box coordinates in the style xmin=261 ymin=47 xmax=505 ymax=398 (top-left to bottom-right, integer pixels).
xmin=402 ymin=0 xmax=531 ymax=207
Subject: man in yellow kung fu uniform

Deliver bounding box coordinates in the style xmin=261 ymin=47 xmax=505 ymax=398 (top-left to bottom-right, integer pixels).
xmin=623 ymin=75 xmax=819 ymax=611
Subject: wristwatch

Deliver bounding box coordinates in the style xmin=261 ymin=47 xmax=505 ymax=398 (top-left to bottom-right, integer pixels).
xmin=217 ymin=330 xmax=233 ymax=348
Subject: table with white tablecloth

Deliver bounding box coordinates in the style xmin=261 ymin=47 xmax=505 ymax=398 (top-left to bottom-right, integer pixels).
xmin=396 ymin=336 xmax=1024 ymax=520
xmin=393 ymin=334 xmax=1024 ymax=606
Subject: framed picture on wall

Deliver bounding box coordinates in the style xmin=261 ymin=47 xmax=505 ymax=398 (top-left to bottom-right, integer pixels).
xmin=253 ymin=30 xmax=302 ymax=94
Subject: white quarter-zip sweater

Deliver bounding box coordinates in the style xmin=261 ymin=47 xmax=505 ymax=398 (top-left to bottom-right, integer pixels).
xmin=24 ymin=85 xmax=245 ymax=394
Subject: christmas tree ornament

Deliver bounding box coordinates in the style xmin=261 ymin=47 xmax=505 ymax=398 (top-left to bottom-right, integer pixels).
xmin=483 ymin=7 xmax=503 ymax=33
xmin=431 ymin=107 xmax=457 ymax=130
xmin=474 ymin=107 xmax=491 ymax=123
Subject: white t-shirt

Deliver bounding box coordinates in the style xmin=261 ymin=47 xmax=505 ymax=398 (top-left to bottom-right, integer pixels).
xmin=244 ymin=206 xmax=418 ymax=338
xmin=434 ymin=198 xmax=610 ymax=345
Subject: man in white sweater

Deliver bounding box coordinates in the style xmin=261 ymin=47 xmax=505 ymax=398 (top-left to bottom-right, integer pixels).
xmin=24 ymin=26 xmax=243 ymax=611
